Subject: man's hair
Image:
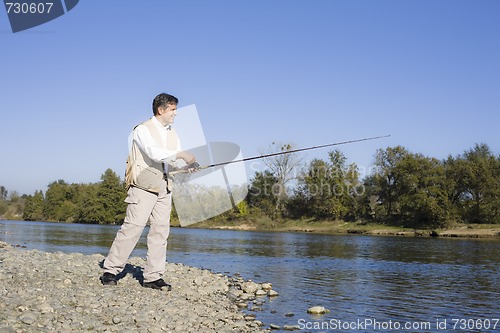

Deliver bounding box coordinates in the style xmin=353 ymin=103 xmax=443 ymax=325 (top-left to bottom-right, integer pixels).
xmin=152 ymin=93 xmax=179 ymax=115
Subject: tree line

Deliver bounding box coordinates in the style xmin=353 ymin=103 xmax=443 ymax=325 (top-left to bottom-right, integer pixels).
xmin=22 ymin=169 xmax=127 ymax=224
xmin=247 ymin=143 xmax=499 ymax=228
xmin=1 ymin=143 xmax=498 ymax=228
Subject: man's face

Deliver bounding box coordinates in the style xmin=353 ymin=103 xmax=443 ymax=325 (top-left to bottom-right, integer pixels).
xmin=158 ymin=103 xmax=177 ymax=125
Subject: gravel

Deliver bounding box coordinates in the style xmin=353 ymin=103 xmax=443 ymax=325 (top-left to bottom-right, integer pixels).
xmin=0 ymin=241 xmax=274 ymax=332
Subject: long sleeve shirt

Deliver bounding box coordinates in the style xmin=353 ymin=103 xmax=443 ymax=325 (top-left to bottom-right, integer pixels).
xmin=131 ymin=117 xmax=180 ymax=164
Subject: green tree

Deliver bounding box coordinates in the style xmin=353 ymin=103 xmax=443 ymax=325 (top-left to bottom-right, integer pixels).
xmin=298 ymin=158 xmax=342 ymax=218
xmin=395 ymin=154 xmax=450 ymax=228
xmin=98 ymin=169 xmax=127 ymax=223
xmin=344 ymin=162 xmax=363 ymax=220
xmin=372 ymin=146 xmax=410 ymax=218
xmin=354 ymin=174 xmax=383 ymax=221
xmin=43 ymin=180 xmax=75 ymax=221
xmin=23 ymin=190 xmax=45 ymax=221
xmin=370 ymin=147 xmax=451 ymax=228
xmin=246 ymin=170 xmax=278 ymax=216
xmin=74 ymin=184 xmax=102 ymax=224
xmin=75 ymin=169 xmax=126 ymax=224
xmin=446 ymin=144 xmax=500 ymax=224
xmin=443 ymin=155 xmax=468 ymax=222
xmin=291 ymin=150 xmax=359 ymax=220
xmin=0 ymin=200 xmax=7 ymax=217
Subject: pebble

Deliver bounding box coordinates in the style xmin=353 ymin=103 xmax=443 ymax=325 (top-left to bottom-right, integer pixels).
xmin=261 ymin=283 xmax=272 ymax=290
xmin=0 ymin=242 xmax=273 ymax=332
xmin=267 ymin=290 xmax=279 ymax=297
xmin=250 ymin=305 xmax=263 ymax=311
xmin=307 ymin=305 xmax=330 ymax=314
xmin=283 ymin=324 xmax=300 ymax=330
xmin=244 ymin=314 xmax=256 ymax=321
xmin=255 ymin=289 xmax=267 ymax=296
xmin=19 ymin=313 xmax=37 ymax=325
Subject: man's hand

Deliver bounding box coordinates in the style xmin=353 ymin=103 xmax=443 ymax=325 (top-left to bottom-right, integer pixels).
xmin=184 ymin=162 xmax=200 ymax=173
xmin=176 ymin=151 xmax=196 ymax=165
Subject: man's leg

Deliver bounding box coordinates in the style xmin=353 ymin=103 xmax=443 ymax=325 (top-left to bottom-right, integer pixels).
xmin=143 ymin=187 xmax=172 ymax=283
xmin=103 ymin=186 xmax=158 ymax=276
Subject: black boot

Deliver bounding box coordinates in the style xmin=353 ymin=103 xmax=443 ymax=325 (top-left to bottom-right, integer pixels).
xmin=143 ymin=278 xmax=172 ymax=291
xmin=100 ymin=272 xmax=117 ymax=286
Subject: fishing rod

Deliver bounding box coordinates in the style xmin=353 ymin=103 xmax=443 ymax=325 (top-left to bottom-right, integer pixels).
xmin=171 ymin=134 xmax=390 ymax=175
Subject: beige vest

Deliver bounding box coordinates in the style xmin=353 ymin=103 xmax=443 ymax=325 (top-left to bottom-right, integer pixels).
xmin=125 ymin=118 xmax=179 ymax=193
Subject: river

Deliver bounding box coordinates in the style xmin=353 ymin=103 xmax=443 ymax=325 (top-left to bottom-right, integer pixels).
xmin=1 ymin=220 xmax=499 ymax=332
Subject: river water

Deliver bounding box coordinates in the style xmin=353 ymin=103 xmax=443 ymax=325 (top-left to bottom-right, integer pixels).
xmin=1 ymin=220 xmax=499 ymax=332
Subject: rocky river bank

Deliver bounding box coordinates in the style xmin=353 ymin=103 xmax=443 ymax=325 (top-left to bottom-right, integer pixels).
xmin=0 ymin=241 xmax=277 ymax=332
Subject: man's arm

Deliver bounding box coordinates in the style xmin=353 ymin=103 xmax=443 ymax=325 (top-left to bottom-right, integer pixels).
xmin=134 ymin=125 xmax=177 ymax=163
xmin=134 ymin=125 xmax=196 ymax=165
xmin=176 ymin=151 xmax=196 ymax=165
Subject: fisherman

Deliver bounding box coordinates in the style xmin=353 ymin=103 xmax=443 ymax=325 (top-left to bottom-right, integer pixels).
xmin=100 ymin=93 xmax=197 ymax=290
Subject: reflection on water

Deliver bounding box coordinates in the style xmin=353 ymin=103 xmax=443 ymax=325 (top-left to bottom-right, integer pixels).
xmin=1 ymin=220 xmax=499 ymax=331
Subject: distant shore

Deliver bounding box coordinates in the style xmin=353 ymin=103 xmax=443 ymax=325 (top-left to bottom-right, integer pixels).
xmin=192 ymin=220 xmax=500 ymax=239
xmin=2 ymin=218 xmax=499 ymax=239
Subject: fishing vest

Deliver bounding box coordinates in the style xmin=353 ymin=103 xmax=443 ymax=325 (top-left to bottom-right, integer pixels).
xmin=125 ymin=118 xmax=179 ymax=193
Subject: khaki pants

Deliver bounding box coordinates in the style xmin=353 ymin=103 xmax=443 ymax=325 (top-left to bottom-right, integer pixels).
xmin=103 ymin=183 xmax=171 ymax=283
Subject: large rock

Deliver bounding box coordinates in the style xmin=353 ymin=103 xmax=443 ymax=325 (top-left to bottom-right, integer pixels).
xmin=242 ymin=281 xmax=260 ymax=294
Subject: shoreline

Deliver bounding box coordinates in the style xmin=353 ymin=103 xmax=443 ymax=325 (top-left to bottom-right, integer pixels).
xmin=2 ymin=219 xmax=499 ymax=239
xmin=192 ymin=220 xmax=500 ymax=239
xmin=0 ymin=241 xmax=275 ymax=332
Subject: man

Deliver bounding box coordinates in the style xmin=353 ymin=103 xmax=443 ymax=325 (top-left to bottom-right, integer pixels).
xmin=100 ymin=93 xmax=196 ymax=290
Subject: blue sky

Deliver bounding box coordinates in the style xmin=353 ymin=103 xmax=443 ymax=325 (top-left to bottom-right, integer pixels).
xmin=1 ymin=0 xmax=499 ymax=196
